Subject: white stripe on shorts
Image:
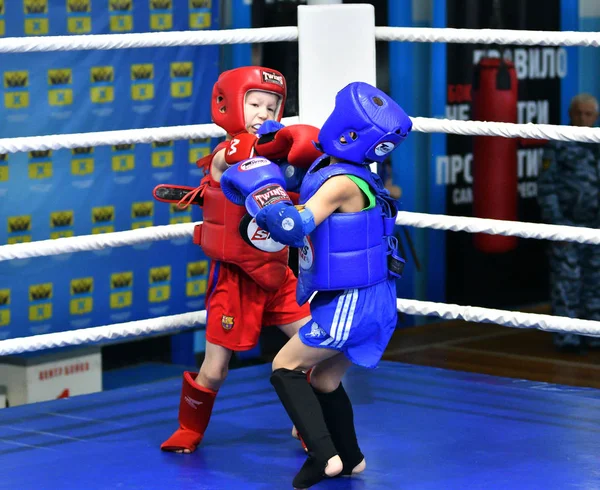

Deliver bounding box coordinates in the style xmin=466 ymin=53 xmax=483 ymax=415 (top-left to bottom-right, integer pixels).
xmin=335 ymin=289 xmax=359 ymax=348
xmin=320 ymin=289 xmax=358 ymax=348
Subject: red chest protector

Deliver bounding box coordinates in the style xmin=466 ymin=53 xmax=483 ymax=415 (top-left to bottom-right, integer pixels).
xmin=194 ymin=152 xmax=289 ymax=292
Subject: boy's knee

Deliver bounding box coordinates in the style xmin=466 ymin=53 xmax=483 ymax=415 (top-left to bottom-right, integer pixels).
xmin=272 ymin=354 xmax=288 ymax=372
xmin=272 ymin=352 xmax=304 ymax=372
xmin=309 ymin=369 xmax=341 ymax=394
xmin=198 ymin=360 xmax=229 ymax=389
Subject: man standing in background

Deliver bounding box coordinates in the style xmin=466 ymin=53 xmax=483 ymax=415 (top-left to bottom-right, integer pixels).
xmin=537 ymin=93 xmax=600 ymax=352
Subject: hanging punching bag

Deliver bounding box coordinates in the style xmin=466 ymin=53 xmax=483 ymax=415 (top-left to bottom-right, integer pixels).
xmin=471 ymin=57 xmax=518 ymax=254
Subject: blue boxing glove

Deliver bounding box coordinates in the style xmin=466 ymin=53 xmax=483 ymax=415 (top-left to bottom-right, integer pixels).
xmin=278 ymin=162 xmax=307 ymax=193
xmin=221 ymin=157 xmax=292 ymax=216
xmin=255 ymin=202 xmax=316 ymax=248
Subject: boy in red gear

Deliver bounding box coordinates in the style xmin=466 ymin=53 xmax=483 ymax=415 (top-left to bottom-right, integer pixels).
xmin=153 ymin=66 xmax=321 ymax=453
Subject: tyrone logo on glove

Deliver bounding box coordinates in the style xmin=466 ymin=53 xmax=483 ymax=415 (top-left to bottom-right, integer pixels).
xmin=251 ymin=184 xmax=290 ymax=209
xmin=239 ymin=157 xmax=271 ymax=171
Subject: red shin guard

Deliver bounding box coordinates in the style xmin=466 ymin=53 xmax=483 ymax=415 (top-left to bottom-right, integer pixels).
xmin=160 ymin=371 xmax=217 ymax=452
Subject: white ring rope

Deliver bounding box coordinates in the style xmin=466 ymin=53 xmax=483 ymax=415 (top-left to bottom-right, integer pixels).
xmin=0 ymin=223 xmax=197 ymax=262
xmin=0 ymin=117 xmax=596 ymax=155
xmin=0 ymin=26 xmax=598 ymax=55
xmin=0 ymin=298 xmax=597 ymax=356
xmin=0 ymin=27 xmax=299 ymax=54
xmin=0 ymin=117 xmax=299 ymax=155
xmin=0 ymin=124 xmax=224 ymax=154
xmin=0 ymin=310 xmax=207 ymax=356
xmin=2 ymin=212 xmax=599 ymax=263
xmin=395 ymin=212 xmax=600 ymax=245
xmin=395 ymin=299 xmax=600 ymax=338
xmin=411 ymin=117 xmax=600 ymax=144
xmin=375 ymin=26 xmax=600 ymax=47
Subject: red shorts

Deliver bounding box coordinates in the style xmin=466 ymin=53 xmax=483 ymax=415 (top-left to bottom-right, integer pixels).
xmin=204 ymin=261 xmax=311 ymax=351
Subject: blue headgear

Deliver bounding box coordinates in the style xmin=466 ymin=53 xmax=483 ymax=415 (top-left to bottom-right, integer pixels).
xmin=317 ymin=82 xmax=412 ymax=164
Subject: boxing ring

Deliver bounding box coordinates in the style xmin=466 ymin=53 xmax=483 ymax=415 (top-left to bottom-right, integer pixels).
xmin=1 ymin=4 xmax=600 ymax=488
xmin=2 ymin=362 xmax=599 ymax=489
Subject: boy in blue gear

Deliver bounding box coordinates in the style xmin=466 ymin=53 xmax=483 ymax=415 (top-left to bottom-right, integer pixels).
xmin=220 ymin=81 xmax=412 ymax=488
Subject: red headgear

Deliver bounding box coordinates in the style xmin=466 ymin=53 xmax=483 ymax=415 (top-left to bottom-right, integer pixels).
xmin=211 ymin=66 xmax=287 ymax=136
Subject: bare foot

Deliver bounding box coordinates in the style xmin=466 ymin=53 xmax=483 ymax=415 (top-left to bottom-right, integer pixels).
xmin=324 ymin=455 xmax=343 ymax=477
xmin=351 ymin=458 xmax=366 ymax=475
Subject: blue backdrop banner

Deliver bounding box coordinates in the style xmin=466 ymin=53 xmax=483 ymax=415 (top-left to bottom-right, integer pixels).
xmin=0 ymin=0 xmax=220 ymax=342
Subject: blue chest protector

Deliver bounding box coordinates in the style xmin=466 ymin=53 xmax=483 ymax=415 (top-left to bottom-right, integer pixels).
xmin=296 ymin=156 xmax=399 ymax=305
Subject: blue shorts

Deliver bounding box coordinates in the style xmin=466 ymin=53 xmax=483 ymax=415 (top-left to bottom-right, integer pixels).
xmin=299 ymin=279 xmax=397 ymax=369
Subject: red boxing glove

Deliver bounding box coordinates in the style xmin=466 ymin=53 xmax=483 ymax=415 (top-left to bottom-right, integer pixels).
xmin=256 ymin=124 xmax=322 ymax=169
xmin=288 ymin=191 xmax=300 ymax=205
xmin=224 ymin=133 xmax=259 ymax=165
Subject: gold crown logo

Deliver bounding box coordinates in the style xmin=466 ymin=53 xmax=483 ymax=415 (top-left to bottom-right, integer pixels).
xmin=132 ymin=202 xmax=153 ymax=218
xmin=109 ymin=0 xmax=132 ymax=11
xmin=72 ymin=146 xmax=93 ymax=155
xmin=8 ymin=216 xmax=31 ymax=233
xmin=67 ymin=0 xmax=90 ymax=12
xmin=4 ymin=72 xmax=28 ymax=88
xmin=151 ymin=0 xmax=172 ymax=9
xmin=190 ymin=0 xmax=209 ymax=8
xmin=131 ymin=65 xmax=153 ymax=80
xmin=170 ymin=204 xmax=187 ymax=214
xmin=92 ymin=207 xmax=114 ymax=223
xmin=152 ymin=140 xmax=172 ymax=148
xmin=29 ymin=283 xmax=52 ymax=301
xmin=24 ymin=0 xmax=47 ymax=14
xmin=29 ymin=150 xmax=52 ymax=159
xmin=0 ymin=291 xmax=9 ymax=306
xmin=71 ymin=278 xmax=93 ymax=295
xmin=51 ymin=211 xmax=73 ymax=228
xmin=0 ymin=154 xmax=7 ymax=162
xmin=112 ymin=143 xmax=133 ymax=152
xmin=187 ymin=262 xmax=207 ymax=278
xmin=150 ymin=267 xmax=171 ymax=283
xmin=111 ymin=272 xmax=133 ymax=289
xmin=48 ymin=69 xmax=72 ymax=86
xmin=171 ymin=63 xmax=192 ymax=78
xmin=91 ymin=67 xmax=114 ymax=83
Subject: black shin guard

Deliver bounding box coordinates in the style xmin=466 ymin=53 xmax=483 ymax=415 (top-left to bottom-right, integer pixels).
xmin=314 ymin=383 xmax=364 ymax=475
xmin=270 ymin=368 xmax=338 ymax=488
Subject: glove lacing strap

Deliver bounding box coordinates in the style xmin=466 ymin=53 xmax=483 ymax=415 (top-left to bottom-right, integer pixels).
xmin=177 ymin=176 xmax=210 ymax=210
xmin=177 ymin=186 xmax=203 ymax=210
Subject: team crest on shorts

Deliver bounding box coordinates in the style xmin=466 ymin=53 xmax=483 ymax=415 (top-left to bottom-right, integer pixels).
xmin=221 ymin=315 xmax=235 ymax=331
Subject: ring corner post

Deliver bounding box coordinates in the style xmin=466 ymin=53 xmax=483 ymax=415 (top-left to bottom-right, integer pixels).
xmin=297 ymin=3 xmax=376 ymax=127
